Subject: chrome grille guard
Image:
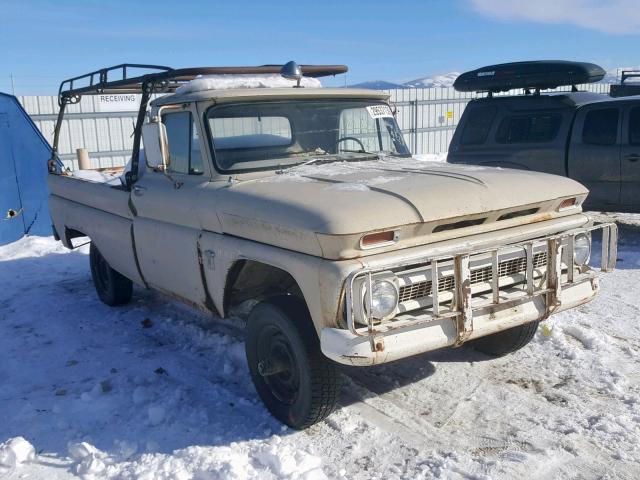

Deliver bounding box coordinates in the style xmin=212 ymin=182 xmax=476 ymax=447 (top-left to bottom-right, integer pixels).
xmin=345 ymin=223 xmax=618 ymax=349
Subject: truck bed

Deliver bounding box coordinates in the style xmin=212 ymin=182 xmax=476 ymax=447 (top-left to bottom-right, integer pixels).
xmin=47 ymin=173 xmax=144 ymax=285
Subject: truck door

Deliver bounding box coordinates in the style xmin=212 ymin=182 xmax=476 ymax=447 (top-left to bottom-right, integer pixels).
xmin=0 ymin=113 xmax=26 ymax=244
xmin=621 ymin=104 xmax=640 ymax=209
xmin=568 ymin=105 xmax=622 ymax=209
xmin=131 ymin=108 xmax=210 ymax=306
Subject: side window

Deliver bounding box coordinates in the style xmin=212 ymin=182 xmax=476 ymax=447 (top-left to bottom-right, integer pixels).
xmin=582 ymin=108 xmax=619 ymax=146
xmin=460 ymin=106 xmax=497 ymax=145
xmin=629 ymin=107 xmax=640 ymax=145
xmin=495 ymin=113 xmax=562 ymax=144
xmin=162 ymin=111 xmax=204 ymax=175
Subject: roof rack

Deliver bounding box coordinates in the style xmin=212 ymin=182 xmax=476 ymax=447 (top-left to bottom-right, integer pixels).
xmin=621 ymin=70 xmax=640 ymax=84
xmin=610 ymin=69 xmax=640 ymax=98
xmin=50 ymin=62 xmax=349 ymax=187
xmin=58 ymin=63 xmax=348 ymax=106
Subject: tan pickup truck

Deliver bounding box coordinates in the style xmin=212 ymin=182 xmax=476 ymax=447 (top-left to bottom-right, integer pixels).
xmin=47 ymin=63 xmax=617 ymax=429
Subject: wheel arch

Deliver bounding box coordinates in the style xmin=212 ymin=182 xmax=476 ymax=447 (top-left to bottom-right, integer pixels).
xmin=199 ymin=232 xmax=352 ymax=333
xmin=223 ymin=259 xmax=305 ymax=315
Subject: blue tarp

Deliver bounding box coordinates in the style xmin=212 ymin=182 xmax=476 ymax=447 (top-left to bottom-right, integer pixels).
xmin=0 ymin=93 xmax=52 ymax=245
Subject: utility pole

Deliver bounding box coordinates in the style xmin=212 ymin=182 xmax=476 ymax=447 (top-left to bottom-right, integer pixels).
xmin=10 ymin=74 xmax=15 ymax=95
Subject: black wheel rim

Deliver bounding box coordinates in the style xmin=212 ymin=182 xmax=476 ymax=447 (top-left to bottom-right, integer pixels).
xmin=94 ymin=252 xmax=110 ymax=292
xmin=256 ymin=325 xmax=300 ymax=405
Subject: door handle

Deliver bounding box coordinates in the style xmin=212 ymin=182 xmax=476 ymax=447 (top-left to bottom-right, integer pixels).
xmin=626 ymin=154 xmax=640 ymax=162
xmin=132 ymin=185 xmax=147 ymax=196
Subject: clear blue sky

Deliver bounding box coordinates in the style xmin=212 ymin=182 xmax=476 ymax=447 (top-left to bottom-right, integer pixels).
xmin=1 ymin=0 xmax=639 ymax=94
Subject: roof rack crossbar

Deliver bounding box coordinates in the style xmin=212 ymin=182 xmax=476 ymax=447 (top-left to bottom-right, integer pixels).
xmin=621 ymin=70 xmax=640 ymax=84
xmin=57 ymin=63 xmax=348 ymax=106
xmin=58 ymin=63 xmax=174 ymax=106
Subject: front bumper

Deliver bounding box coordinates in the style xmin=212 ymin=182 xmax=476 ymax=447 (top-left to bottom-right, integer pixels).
xmin=321 ymin=223 xmax=617 ymax=366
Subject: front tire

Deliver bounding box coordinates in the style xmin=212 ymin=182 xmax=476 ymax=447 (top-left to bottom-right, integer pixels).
xmin=245 ymin=296 xmax=340 ymax=429
xmin=89 ymin=243 xmax=133 ymax=306
xmin=468 ymin=321 xmax=540 ymax=357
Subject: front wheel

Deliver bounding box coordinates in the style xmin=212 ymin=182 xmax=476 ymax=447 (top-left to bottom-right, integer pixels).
xmin=89 ymin=243 xmax=133 ymax=306
xmin=468 ymin=321 xmax=540 ymax=357
xmin=245 ymin=296 xmax=340 ymax=429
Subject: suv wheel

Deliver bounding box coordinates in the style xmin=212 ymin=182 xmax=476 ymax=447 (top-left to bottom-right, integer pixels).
xmin=468 ymin=321 xmax=540 ymax=357
xmin=245 ymin=296 xmax=340 ymax=429
xmin=89 ymin=243 xmax=133 ymax=306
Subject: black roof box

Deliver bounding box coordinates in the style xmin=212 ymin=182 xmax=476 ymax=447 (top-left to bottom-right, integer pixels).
xmin=453 ymin=60 xmax=606 ymax=93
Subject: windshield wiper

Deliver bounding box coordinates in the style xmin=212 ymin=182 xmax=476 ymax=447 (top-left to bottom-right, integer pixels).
xmin=275 ymin=151 xmax=387 ymax=174
xmin=275 ymin=156 xmax=342 ymax=174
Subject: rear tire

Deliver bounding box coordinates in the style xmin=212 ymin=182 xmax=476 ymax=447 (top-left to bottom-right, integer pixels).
xmin=89 ymin=243 xmax=133 ymax=306
xmin=468 ymin=321 xmax=539 ymax=357
xmin=245 ymin=296 xmax=340 ymax=429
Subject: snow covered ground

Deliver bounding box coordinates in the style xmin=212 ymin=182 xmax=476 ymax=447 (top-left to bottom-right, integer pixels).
xmin=1 ymin=219 xmax=639 ymax=479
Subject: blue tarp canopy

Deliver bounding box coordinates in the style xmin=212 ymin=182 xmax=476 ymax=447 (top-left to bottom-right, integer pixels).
xmin=0 ymin=93 xmax=52 ymax=245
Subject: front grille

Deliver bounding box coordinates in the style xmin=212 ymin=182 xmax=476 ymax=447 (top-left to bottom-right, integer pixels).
xmin=398 ymin=252 xmax=547 ymax=303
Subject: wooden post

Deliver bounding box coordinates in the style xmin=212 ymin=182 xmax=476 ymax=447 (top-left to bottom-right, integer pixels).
xmin=76 ymin=148 xmax=91 ymax=170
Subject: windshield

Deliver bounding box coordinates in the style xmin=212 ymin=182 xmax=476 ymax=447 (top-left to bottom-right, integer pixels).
xmin=205 ymin=100 xmax=410 ymax=173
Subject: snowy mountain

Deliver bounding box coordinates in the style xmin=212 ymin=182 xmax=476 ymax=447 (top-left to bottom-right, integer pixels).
xmin=402 ymin=71 xmax=461 ymax=88
xmin=350 ymin=65 xmax=640 ymax=90
xmin=348 ymin=72 xmax=460 ymax=89
xmin=348 ymin=80 xmax=406 ymax=90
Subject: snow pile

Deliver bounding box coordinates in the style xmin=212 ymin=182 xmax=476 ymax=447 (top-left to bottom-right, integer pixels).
xmin=176 ymin=74 xmax=322 ymax=94
xmin=65 ymin=437 xmax=325 ymax=480
xmin=71 ymin=169 xmax=122 ymax=185
xmin=413 ymin=152 xmax=448 ymax=163
xmin=0 ymin=437 xmax=36 ymax=475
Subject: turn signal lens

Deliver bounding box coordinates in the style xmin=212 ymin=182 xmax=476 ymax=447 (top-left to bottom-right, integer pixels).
xmin=361 ymin=231 xmax=396 ymax=248
xmin=558 ymin=197 xmax=578 ymax=211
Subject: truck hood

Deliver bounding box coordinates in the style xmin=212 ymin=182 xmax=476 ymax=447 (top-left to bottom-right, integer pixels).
xmin=215 ymin=157 xmax=588 ymax=259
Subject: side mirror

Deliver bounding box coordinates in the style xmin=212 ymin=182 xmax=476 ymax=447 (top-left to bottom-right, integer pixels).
xmin=142 ymin=120 xmax=169 ymax=171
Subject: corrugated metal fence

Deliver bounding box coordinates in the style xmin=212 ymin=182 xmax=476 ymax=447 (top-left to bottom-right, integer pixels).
xmin=385 ymin=82 xmax=612 ymax=155
xmin=17 ymin=83 xmax=613 ymax=170
xmin=19 ymin=95 xmax=138 ymax=170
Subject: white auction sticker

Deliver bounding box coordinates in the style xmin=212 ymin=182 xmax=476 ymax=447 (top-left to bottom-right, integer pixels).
xmin=366 ymin=105 xmax=393 ymax=119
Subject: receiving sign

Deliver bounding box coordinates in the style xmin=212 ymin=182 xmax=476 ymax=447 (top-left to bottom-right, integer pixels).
xmin=97 ymin=94 xmax=139 ymax=112
xmin=366 ymin=105 xmax=393 ymax=119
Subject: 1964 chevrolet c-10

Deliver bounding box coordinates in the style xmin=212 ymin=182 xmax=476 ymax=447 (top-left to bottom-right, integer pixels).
xmin=46 ymin=62 xmax=617 ymax=429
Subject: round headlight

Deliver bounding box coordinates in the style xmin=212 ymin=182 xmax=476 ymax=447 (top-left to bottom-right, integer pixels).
xmin=573 ymin=233 xmax=591 ymax=266
xmin=365 ymin=279 xmax=399 ymax=320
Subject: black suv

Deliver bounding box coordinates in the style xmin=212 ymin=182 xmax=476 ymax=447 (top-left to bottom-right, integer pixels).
xmin=447 ymin=61 xmax=640 ymax=212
